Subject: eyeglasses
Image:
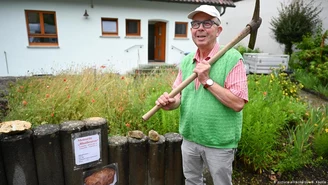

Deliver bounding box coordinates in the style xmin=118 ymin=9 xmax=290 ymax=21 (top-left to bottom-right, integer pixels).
xmin=190 ymin=20 xmax=219 ymax=29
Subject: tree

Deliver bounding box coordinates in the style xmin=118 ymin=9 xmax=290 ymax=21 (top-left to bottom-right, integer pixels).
xmin=270 ymin=0 xmax=322 ymax=55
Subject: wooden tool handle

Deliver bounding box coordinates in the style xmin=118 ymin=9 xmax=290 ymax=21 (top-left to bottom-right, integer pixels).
xmin=142 ymin=23 xmax=259 ymax=121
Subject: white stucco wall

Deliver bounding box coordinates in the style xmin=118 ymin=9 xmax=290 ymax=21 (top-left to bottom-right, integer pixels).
xmin=0 ymin=0 xmax=200 ymax=76
xmin=220 ymin=0 xmax=328 ymax=54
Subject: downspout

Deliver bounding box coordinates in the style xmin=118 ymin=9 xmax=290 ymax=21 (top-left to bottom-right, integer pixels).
xmin=4 ymin=51 xmax=9 ymax=75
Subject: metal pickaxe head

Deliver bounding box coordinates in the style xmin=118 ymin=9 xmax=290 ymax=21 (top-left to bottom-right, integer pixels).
xmin=247 ymin=0 xmax=262 ymax=50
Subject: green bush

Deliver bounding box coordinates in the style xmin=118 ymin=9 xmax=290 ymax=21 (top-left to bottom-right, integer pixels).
xmin=238 ymin=73 xmax=307 ymax=172
xmin=290 ymin=26 xmax=328 ymax=86
xmin=312 ymin=105 xmax=328 ymax=158
xmin=272 ymin=106 xmax=328 ymax=173
xmin=270 ymin=0 xmax=322 ymax=54
xmin=234 ymin=44 xmax=261 ymax=56
xmin=314 ymin=133 xmax=328 ymax=158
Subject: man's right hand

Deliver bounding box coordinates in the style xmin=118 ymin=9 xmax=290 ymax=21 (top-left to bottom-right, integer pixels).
xmin=155 ymin=92 xmax=179 ymax=110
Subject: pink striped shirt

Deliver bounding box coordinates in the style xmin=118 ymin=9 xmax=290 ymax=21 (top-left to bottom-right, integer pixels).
xmin=173 ymin=43 xmax=248 ymax=102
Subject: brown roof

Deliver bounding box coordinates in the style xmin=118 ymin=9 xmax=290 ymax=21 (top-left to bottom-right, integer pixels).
xmin=147 ymin=0 xmax=236 ymax=7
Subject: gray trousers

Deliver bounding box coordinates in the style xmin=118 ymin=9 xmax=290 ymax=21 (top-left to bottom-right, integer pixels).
xmin=181 ymin=139 xmax=235 ymax=185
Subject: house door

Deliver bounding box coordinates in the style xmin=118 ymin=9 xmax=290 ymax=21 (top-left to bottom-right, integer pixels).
xmin=154 ymin=22 xmax=166 ymax=62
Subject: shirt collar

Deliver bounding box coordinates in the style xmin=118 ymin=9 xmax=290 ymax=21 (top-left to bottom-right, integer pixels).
xmin=193 ymin=43 xmax=220 ymax=64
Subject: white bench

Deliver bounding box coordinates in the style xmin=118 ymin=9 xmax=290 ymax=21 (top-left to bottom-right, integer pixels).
xmin=243 ymin=53 xmax=289 ymax=74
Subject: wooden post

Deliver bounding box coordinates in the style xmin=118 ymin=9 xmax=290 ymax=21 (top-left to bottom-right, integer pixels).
xmin=60 ymin=120 xmax=85 ymax=185
xmin=0 ymin=130 xmax=38 ymax=185
xmin=148 ymin=135 xmax=165 ymax=185
xmin=33 ymin=124 xmax=65 ymax=185
xmin=108 ymin=135 xmax=129 ymax=185
xmin=128 ymin=135 xmax=148 ymax=185
xmin=0 ymin=134 xmax=8 ymax=185
xmin=164 ymin=132 xmax=184 ymax=185
xmin=84 ymin=117 xmax=109 ymax=165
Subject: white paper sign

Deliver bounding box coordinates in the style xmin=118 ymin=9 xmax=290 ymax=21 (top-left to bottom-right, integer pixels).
xmin=74 ymin=134 xmax=100 ymax=165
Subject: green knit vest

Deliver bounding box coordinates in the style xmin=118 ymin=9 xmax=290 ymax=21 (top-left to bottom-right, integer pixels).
xmin=179 ymin=47 xmax=243 ymax=148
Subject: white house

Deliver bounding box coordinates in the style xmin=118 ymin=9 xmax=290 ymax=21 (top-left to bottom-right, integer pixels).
xmin=0 ymin=0 xmax=237 ymax=76
xmin=0 ymin=0 xmax=327 ymax=76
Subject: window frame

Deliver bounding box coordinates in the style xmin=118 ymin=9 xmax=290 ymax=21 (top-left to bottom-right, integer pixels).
xmin=25 ymin=10 xmax=59 ymax=46
xmin=101 ymin=18 xmax=119 ymax=36
xmin=174 ymin=22 xmax=188 ymax=38
xmin=126 ymin=19 xmax=141 ymax=36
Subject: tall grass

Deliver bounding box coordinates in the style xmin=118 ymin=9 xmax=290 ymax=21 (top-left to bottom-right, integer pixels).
xmin=4 ymin=67 xmax=180 ymax=136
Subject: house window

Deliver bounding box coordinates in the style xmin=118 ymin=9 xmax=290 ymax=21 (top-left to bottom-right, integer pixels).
xmin=25 ymin=10 xmax=58 ymax=46
xmin=102 ymin=18 xmax=118 ymax=36
xmin=126 ymin=19 xmax=140 ymax=36
xmin=175 ymin=22 xmax=188 ymax=38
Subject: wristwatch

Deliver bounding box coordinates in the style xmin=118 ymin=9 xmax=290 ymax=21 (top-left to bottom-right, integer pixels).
xmin=203 ymin=79 xmax=214 ymax=89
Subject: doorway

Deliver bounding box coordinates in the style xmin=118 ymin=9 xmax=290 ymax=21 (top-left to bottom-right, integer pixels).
xmin=148 ymin=21 xmax=166 ymax=62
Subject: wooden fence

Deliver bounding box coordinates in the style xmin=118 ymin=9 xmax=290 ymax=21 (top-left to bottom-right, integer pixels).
xmin=0 ymin=117 xmax=185 ymax=185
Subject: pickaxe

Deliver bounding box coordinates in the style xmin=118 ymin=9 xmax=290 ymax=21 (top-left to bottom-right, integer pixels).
xmin=142 ymin=0 xmax=262 ymax=121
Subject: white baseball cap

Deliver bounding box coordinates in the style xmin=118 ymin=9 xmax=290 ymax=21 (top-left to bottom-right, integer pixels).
xmin=187 ymin=5 xmax=221 ymax=24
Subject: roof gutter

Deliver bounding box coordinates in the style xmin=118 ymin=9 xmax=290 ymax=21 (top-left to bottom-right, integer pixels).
xmin=143 ymin=0 xmax=236 ymax=8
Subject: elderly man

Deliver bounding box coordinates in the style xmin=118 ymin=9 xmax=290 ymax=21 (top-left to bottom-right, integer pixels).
xmin=156 ymin=4 xmax=248 ymax=185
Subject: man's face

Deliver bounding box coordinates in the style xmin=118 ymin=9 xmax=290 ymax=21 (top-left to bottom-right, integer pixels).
xmin=190 ymin=12 xmax=222 ymax=50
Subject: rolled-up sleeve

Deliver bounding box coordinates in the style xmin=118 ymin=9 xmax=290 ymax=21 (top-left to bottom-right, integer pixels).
xmin=225 ymin=60 xmax=248 ymax=102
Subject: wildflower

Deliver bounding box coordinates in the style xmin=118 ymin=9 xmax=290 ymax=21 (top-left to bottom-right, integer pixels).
xmin=67 ymin=94 xmax=71 ymax=99
xmin=118 ymin=107 xmax=124 ymax=112
xmin=46 ymin=94 xmax=50 ymax=98
xmin=100 ymin=65 xmax=106 ymax=69
xmin=125 ymin=123 xmax=131 ymax=128
xmin=22 ymin=100 xmax=28 ymax=106
xmin=91 ymin=99 xmax=96 ymax=103
xmin=121 ymin=76 xmax=125 ymax=80
xmin=325 ymin=129 xmax=328 ymax=133
xmin=314 ymin=124 xmax=318 ymax=127
xmin=263 ymin=92 xmax=267 ymax=96
xmin=47 ymin=85 xmax=50 ymax=88
xmin=63 ymin=78 xmax=67 ymax=82
xmin=51 ymin=113 xmax=54 ymax=117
